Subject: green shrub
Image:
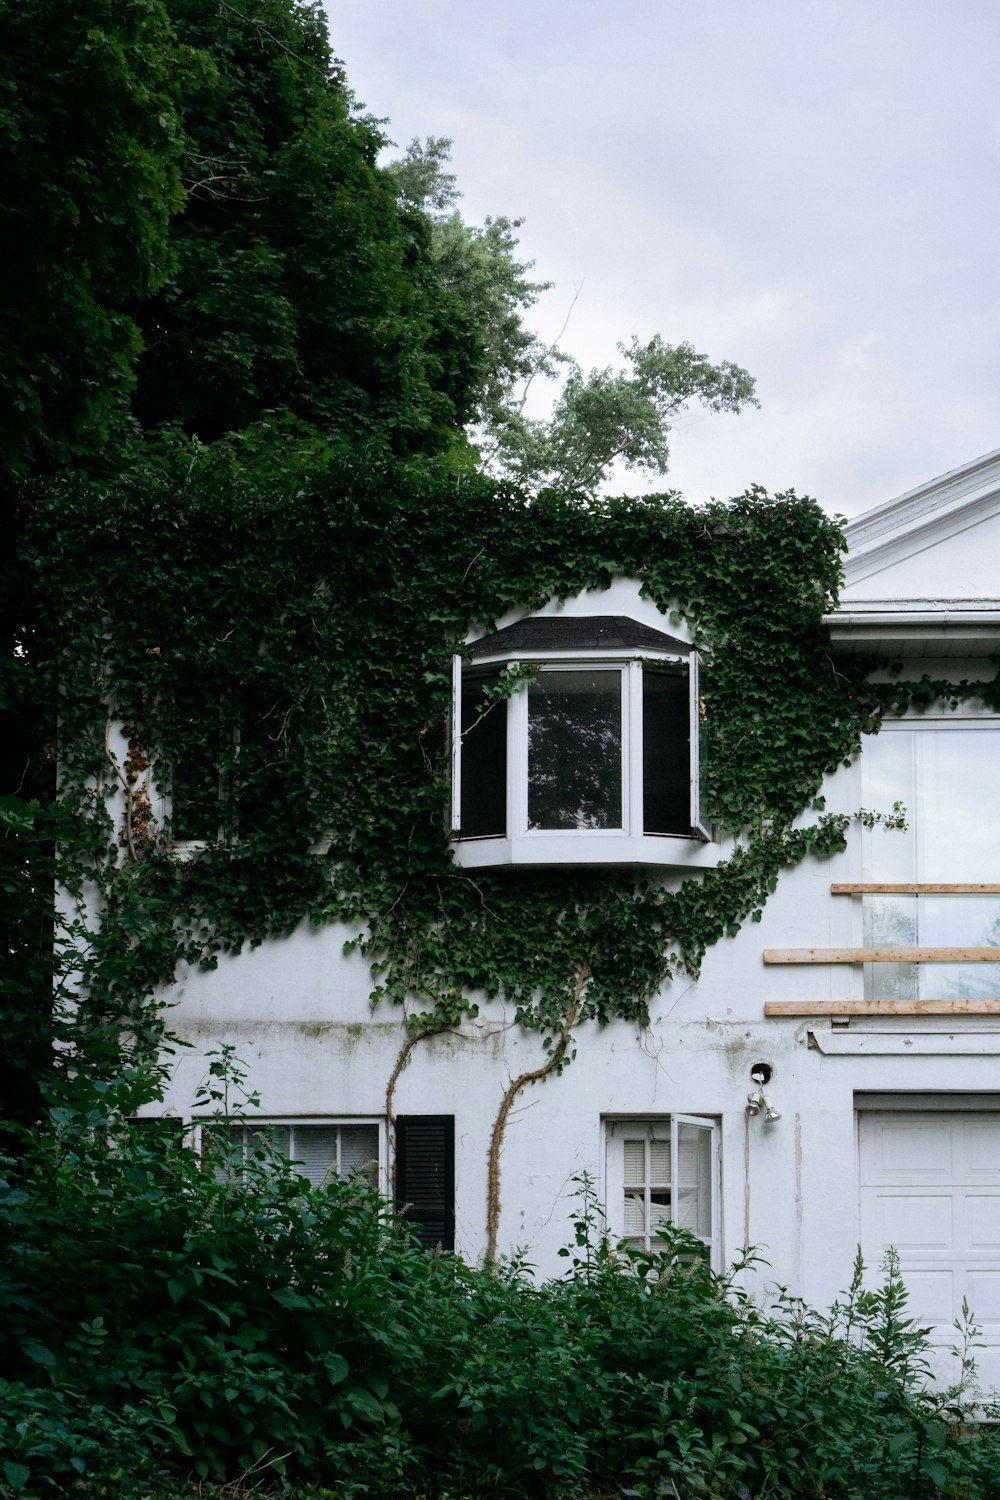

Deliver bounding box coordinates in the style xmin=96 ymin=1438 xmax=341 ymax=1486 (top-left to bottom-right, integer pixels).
xmin=3 ymin=1098 xmax=1000 ymax=1499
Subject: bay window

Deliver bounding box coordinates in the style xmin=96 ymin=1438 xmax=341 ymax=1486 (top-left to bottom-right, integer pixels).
xmin=451 ymin=615 xmax=714 ymax=868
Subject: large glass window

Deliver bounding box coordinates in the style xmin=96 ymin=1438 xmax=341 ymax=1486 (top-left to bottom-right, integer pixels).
xmin=451 ymin=626 xmax=707 ymax=865
xmin=862 ymin=727 xmax=1000 ymax=1001
xmin=642 ymin=668 xmax=691 ymax=836
xmin=527 ymin=669 xmax=623 ymax=830
xmin=460 ymin=670 xmax=507 ymax=837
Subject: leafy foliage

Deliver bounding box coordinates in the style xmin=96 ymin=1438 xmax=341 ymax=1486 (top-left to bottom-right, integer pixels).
xmin=386 ymin=136 xmax=554 ymax=438
xmin=2 ymin=1118 xmax=999 ymax=1499
xmin=12 ymin=453 xmax=902 ymax=1107
xmin=489 ymin=334 xmax=760 ymax=493
xmin=385 ymin=137 xmax=759 ymax=493
xmin=0 ymin=0 xmax=189 ymax=476
xmin=130 ymin=0 xmax=478 ymax=461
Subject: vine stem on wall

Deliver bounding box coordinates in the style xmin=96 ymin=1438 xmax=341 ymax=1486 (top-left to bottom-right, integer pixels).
xmin=484 ymin=960 xmax=590 ymax=1264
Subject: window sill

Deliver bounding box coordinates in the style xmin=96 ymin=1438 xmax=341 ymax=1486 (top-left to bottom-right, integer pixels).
xmin=450 ymin=832 xmax=719 ymax=871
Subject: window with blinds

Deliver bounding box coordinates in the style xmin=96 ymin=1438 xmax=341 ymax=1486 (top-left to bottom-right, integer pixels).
xmin=216 ymin=1121 xmax=380 ymax=1189
xmin=607 ymin=1116 xmax=718 ymax=1260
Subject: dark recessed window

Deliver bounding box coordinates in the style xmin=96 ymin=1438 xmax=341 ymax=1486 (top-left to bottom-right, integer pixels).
xmin=460 ymin=670 xmax=507 ymax=838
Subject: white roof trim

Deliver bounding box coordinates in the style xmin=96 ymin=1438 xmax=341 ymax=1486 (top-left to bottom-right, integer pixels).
xmin=843 ymin=447 xmax=1000 ymax=588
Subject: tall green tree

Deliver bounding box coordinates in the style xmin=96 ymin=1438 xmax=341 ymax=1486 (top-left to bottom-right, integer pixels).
xmin=0 ymin=0 xmax=188 ymax=477
xmin=387 ymin=136 xmax=555 ymax=437
xmin=131 ymin=0 xmax=477 ymax=458
xmin=386 ymin=137 xmax=759 ymax=493
xmin=489 ymin=335 xmax=760 ymax=492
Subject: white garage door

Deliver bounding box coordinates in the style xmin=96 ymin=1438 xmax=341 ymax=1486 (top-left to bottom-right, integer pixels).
xmin=859 ymin=1111 xmax=1000 ymax=1391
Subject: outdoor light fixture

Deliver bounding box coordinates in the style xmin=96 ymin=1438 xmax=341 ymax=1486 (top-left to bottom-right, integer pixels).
xmin=746 ymin=1063 xmax=780 ymax=1125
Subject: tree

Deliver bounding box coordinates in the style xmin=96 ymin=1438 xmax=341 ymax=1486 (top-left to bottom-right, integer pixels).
xmin=0 ymin=0 xmax=188 ymax=477
xmin=387 ymin=137 xmax=555 ymax=435
xmin=130 ymin=1 xmax=480 ymax=459
xmin=487 ymin=335 xmax=760 ymax=492
xmin=386 ymin=138 xmax=758 ymax=493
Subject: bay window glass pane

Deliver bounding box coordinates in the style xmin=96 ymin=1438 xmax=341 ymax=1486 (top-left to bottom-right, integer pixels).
xmin=862 ymin=729 xmax=1000 ymax=1000
xmin=528 ymin=670 xmax=622 ymax=830
xmin=460 ymin=672 xmax=507 ymax=837
xmin=642 ymin=669 xmax=690 ymax=835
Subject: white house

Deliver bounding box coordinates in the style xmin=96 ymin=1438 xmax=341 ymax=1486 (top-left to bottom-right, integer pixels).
xmin=145 ymin=448 xmax=1000 ymax=1388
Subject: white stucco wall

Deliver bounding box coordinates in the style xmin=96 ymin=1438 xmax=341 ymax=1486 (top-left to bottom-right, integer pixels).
xmin=141 ymin=712 xmax=1000 ymax=1316
xmin=120 ymin=496 xmax=1000 ymax=1336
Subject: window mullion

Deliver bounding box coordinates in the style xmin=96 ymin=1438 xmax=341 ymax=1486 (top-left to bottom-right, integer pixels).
xmin=450 ymin=655 xmax=462 ymax=834
xmin=644 ymin=1136 xmax=653 ymax=1250
xmin=628 ymin=661 xmax=642 ymax=836
xmin=689 ymin=652 xmax=710 ymax=840
xmin=510 ymin=675 xmax=527 ymax=837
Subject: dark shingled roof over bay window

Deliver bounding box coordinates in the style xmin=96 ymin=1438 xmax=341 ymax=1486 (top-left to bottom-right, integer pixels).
xmin=468 ymin=615 xmax=692 ymax=658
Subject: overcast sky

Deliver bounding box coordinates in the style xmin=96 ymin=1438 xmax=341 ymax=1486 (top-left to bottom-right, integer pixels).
xmin=327 ymin=0 xmax=1000 ymax=517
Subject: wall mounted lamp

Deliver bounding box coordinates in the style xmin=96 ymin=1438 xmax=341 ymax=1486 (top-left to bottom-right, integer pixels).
xmin=746 ymin=1062 xmax=781 ymax=1124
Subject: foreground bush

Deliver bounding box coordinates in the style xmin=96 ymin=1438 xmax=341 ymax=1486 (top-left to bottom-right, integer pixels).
xmin=2 ymin=1090 xmax=1000 ymax=1499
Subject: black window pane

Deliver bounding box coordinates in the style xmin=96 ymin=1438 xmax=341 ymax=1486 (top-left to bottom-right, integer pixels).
xmin=643 ymin=670 xmax=690 ymax=835
xmin=460 ymin=673 xmax=507 ymax=838
xmin=528 ymin=670 xmax=622 ymax=830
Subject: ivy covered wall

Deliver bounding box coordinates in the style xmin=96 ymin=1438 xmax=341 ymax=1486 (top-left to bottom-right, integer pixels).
xmin=20 ymin=456 xmax=896 ymax=1116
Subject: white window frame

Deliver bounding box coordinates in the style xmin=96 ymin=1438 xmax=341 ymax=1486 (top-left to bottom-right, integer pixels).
xmin=451 ymin=647 xmax=714 ymax=870
xmin=197 ymin=1117 xmax=387 ymax=1192
xmin=859 ymin=717 xmax=1000 ymax=1002
xmin=604 ymin=1115 xmax=721 ymax=1267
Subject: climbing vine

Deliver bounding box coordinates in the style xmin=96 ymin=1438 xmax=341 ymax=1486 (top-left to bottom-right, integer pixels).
xmin=19 ymin=450 xmax=998 ymax=1232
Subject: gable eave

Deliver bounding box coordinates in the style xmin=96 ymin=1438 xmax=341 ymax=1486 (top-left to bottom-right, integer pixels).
xmin=844 ymin=446 xmax=1000 ymax=588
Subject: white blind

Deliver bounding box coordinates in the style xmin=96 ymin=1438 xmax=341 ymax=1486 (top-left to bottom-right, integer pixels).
xmin=291 ymin=1126 xmax=340 ymax=1187
xmin=338 ymin=1125 xmax=380 ymax=1187
xmin=213 ymin=1122 xmax=379 ymax=1188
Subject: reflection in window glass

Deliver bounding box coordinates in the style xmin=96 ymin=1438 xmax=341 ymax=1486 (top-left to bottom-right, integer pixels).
xmin=675 ymin=1122 xmax=713 ymax=1239
xmin=527 ymin=670 xmax=622 ymax=830
xmin=619 ymin=1120 xmax=715 ymax=1252
xmin=862 ymin=729 xmax=1000 ymax=1000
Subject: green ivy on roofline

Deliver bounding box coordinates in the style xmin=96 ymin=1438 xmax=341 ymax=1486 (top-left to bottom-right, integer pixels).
xmin=22 ymin=451 xmax=989 ymax=1098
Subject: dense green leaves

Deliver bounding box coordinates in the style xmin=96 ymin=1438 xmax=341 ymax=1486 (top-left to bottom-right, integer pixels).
xmin=2 ymin=1123 xmax=999 ymax=1499
xmin=0 ymin=0 xmax=188 ymax=475
xmin=489 ymin=334 xmax=760 ymax=492
xmin=15 ymin=458 xmax=898 ymax=1099
xmin=130 ymin=0 xmax=476 ymax=459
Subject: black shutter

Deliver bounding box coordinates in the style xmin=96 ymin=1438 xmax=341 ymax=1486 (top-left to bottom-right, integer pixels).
xmin=395 ymin=1115 xmax=455 ymax=1251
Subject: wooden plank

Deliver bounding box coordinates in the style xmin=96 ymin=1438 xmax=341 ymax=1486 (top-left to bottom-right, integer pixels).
xmin=764 ymin=947 xmax=1000 ymax=964
xmin=831 ymin=883 xmax=1000 ymax=895
xmin=765 ymin=999 xmax=1000 ymax=1016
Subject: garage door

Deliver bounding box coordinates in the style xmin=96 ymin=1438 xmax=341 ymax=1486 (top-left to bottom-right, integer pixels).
xmin=859 ymin=1111 xmax=1000 ymax=1391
